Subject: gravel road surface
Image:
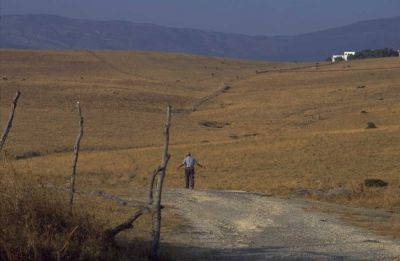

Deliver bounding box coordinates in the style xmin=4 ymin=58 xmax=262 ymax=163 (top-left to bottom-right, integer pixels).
xmin=160 ymin=188 xmax=400 ymax=260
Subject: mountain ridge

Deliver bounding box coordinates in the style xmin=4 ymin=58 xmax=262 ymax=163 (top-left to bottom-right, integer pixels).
xmin=1 ymin=14 xmax=400 ymax=61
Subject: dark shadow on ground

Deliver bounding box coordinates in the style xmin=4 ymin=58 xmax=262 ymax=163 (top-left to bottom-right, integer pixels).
xmin=156 ymin=242 xmax=381 ymax=261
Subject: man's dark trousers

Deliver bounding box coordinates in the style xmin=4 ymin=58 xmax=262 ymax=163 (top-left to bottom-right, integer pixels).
xmin=185 ymin=167 xmax=195 ymax=189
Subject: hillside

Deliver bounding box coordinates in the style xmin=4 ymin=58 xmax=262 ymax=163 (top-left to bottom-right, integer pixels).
xmin=2 ymin=48 xmax=400 ymax=256
xmin=1 ymin=49 xmax=400 ymax=207
xmin=1 ymin=14 xmax=400 ymax=61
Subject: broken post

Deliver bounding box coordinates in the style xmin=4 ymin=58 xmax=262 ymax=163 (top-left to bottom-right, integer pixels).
xmin=150 ymin=105 xmax=172 ymax=260
xmin=0 ymin=91 xmax=21 ymax=153
xmin=69 ymin=102 xmax=84 ymax=209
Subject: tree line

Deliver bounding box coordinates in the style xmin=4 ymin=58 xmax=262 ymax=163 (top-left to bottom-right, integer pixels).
xmin=349 ymin=48 xmax=399 ymax=60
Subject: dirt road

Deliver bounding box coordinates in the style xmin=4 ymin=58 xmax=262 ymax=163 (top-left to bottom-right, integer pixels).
xmin=159 ymin=189 xmax=400 ymax=260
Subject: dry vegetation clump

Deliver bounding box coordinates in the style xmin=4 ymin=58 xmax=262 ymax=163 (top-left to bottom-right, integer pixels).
xmin=0 ymin=172 xmax=118 ymax=261
xmin=366 ymin=122 xmax=377 ymax=129
xmin=299 ymin=178 xmax=400 ymax=210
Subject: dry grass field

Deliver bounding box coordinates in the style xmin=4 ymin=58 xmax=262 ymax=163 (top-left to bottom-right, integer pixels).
xmin=1 ymin=49 xmax=400 ymax=243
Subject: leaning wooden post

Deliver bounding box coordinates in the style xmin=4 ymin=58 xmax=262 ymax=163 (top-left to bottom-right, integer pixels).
xmin=0 ymin=91 xmax=21 ymax=153
xmin=150 ymin=105 xmax=172 ymax=260
xmin=69 ymin=102 xmax=84 ymax=209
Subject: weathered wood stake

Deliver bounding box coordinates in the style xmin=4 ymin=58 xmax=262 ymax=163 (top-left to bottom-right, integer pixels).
xmin=69 ymin=101 xmax=84 ymax=209
xmin=104 ymin=105 xmax=172 ymax=252
xmin=0 ymin=91 xmax=21 ymax=153
xmin=151 ymin=105 xmax=172 ymax=260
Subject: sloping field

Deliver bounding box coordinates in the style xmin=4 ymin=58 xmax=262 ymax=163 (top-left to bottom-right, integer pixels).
xmin=1 ymin=50 xmax=400 ymax=236
xmin=0 ymin=49 xmax=286 ymax=154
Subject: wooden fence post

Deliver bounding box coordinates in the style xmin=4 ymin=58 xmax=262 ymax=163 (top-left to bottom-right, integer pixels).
xmin=103 ymin=105 xmax=172 ymax=253
xmin=0 ymin=91 xmax=21 ymax=153
xmin=69 ymin=102 xmax=84 ymax=209
xmin=150 ymin=105 xmax=172 ymax=260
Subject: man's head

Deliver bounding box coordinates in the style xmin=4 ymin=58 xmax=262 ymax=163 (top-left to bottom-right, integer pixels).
xmin=187 ymin=152 xmax=191 ymax=157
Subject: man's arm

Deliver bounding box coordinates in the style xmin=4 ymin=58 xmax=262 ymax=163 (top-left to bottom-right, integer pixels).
xmin=197 ymin=162 xmax=205 ymax=168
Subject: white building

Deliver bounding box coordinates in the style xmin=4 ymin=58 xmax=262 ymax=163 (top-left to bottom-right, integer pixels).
xmin=331 ymin=51 xmax=356 ymax=62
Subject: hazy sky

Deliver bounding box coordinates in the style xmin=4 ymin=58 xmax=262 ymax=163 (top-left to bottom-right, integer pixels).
xmin=2 ymin=0 xmax=400 ymax=36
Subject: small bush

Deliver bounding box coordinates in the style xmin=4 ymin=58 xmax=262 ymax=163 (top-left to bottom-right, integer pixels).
xmin=364 ymin=179 xmax=388 ymax=188
xmin=221 ymin=85 xmax=231 ymax=93
xmin=366 ymin=122 xmax=377 ymax=129
xmin=15 ymin=151 xmax=42 ymax=160
xmin=199 ymin=121 xmax=229 ymax=129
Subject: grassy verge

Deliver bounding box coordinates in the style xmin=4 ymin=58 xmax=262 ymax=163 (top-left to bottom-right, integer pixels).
xmin=0 ymin=171 xmax=120 ymax=260
xmin=0 ymin=158 xmax=189 ymax=261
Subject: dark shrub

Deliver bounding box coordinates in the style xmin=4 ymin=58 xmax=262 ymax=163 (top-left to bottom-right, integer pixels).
xmin=364 ymin=179 xmax=388 ymax=187
xmin=366 ymin=122 xmax=377 ymax=129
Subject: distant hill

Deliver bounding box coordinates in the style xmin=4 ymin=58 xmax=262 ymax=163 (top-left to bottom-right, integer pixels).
xmin=1 ymin=14 xmax=399 ymax=61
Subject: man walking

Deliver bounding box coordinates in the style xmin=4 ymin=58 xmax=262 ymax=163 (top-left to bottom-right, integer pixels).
xmin=177 ymin=152 xmax=204 ymax=189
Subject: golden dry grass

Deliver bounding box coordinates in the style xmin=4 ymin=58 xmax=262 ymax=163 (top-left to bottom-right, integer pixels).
xmin=0 ymin=160 xmax=186 ymax=260
xmin=0 ymin=170 xmax=116 ymax=260
xmin=1 ymin=49 xmax=400 ymax=238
